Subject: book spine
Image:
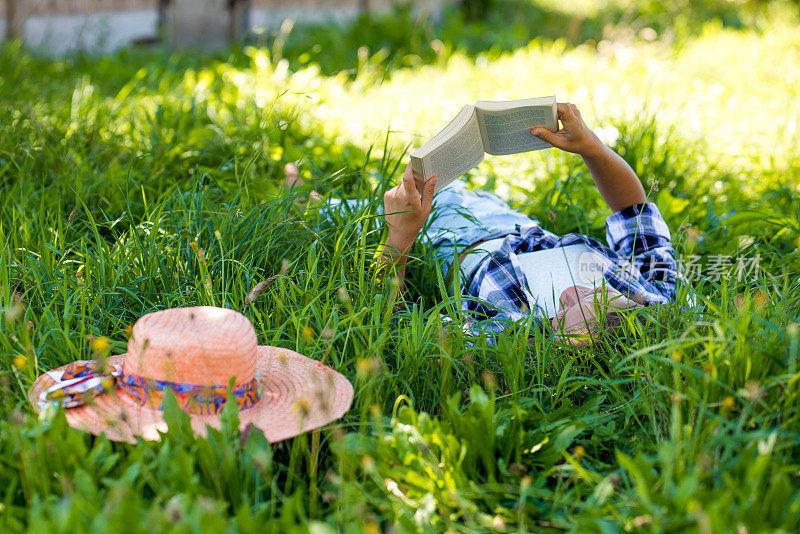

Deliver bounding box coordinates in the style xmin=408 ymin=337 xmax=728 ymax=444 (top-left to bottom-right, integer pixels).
xmin=410 ymin=154 xmax=426 ymax=181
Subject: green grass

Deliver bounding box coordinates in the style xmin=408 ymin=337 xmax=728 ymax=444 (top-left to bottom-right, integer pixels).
xmin=2 ymin=1 xmax=800 ymax=531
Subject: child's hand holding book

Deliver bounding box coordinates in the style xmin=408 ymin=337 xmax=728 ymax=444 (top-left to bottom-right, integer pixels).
xmin=530 ymin=102 xmax=604 ymax=158
xmin=383 ymin=164 xmax=438 ymax=259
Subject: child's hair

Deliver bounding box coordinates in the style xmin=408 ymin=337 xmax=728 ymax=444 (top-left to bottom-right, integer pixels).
xmin=602 ymin=304 xmax=651 ymax=336
xmin=603 ymin=309 xmax=625 ymax=329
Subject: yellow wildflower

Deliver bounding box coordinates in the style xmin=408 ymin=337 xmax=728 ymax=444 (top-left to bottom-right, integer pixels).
xmin=356 ymin=358 xmax=381 ymax=377
xmin=292 ymin=397 xmax=310 ymax=418
xmin=753 ymin=290 xmax=768 ymax=309
xmin=91 ymin=336 xmax=111 ymax=353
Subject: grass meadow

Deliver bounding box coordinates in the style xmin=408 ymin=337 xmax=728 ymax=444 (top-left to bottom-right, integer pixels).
xmin=1 ymin=0 xmax=800 ymax=531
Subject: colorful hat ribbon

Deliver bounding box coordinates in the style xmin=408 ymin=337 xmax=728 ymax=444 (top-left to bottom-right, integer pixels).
xmin=38 ymin=360 xmax=261 ymax=416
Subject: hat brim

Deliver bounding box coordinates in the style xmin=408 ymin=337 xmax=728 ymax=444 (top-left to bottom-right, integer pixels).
xmin=28 ymin=346 xmax=353 ymax=444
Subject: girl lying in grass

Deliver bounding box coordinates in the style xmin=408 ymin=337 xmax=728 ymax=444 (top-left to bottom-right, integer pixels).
xmin=289 ymin=103 xmax=678 ymax=344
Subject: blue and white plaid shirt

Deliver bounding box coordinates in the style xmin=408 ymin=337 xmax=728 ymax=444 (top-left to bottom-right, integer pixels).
xmin=460 ymin=202 xmax=679 ymax=332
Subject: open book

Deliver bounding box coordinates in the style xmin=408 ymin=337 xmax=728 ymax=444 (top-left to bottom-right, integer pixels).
xmin=410 ymin=96 xmax=558 ymax=193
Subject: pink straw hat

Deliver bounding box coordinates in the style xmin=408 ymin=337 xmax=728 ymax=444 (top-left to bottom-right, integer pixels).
xmin=29 ymin=306 xmax=353 ymax=443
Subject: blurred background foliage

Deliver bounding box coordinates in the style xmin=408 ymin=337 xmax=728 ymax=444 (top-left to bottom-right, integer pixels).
xmin=270 ymin=0 xmax=797 ymax=75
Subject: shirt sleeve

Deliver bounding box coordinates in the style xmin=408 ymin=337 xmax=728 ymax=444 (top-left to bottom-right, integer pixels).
xmin=605 ymin=202 xmax=679 ymax=301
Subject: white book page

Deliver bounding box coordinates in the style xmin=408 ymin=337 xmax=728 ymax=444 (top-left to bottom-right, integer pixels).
xmin=415 ymin=111 xmax=485 ymax=193
xmin=411 ymin=105 xmax=479 ymax=190
xmin=476 ymin=98 xmax=558 ymax=156
xmin=517 ymin=244 xmax=608 ymax=318
xmin=476 ymin=95 xmax=556 ymax=111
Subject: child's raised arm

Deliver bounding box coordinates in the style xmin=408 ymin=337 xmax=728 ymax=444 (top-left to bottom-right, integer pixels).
xmin=531 ymin=102 xmax=647 ymax=212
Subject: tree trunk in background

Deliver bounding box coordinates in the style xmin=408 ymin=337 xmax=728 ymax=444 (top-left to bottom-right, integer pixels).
xmin=158 ymin=0 xmax=170 ymax=36
xmin=461 ymin=0 xmax=492 ymax=21
xmin=229 ymin=0 xmax=250 ymax=42
xmin=359 ymin=0 xmax=370 ymax=14
xmin=5 ymin=0 xmax=22 ymax=40
xmin=163 ymin=0 xmax=249 ymax=50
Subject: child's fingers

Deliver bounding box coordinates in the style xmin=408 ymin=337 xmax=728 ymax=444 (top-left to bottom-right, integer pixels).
xmin=401 ymin=164 xmax=420 ymax=197
xmin=556 ymin=102 xmax=572 ymax=116
xmin=421 ymin=175 xmax=438 ymax=212
xmin=531 ymin=127 xmax=567 ymax=150
xmin=410 ymin=168 xmax=425 ymax=192
xmin=284 ymin=162 xmax=299 ymax=176
xmin=556 ymin=102 xmax=577 ymax=124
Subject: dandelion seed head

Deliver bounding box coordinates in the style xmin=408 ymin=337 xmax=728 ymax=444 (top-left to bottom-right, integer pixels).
xmin=481 ymin=370 xmax=497 ymax=390
xmin=788 ymin=323 xmax=799 ymax=338
xmin=337 ymin=286 xmax=350 ymax=303
xmin=10 ymin=409 xmax=25 ymax=426
xmin=362 ymin=456 xmax=375 ymax=470
xmin=492 ymin=516 xmax=506 ymax=530
xmin=4 ymin=294 xmax=24 ymax=322
xmin=743 ymin=381 xmax=763 ymax=401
